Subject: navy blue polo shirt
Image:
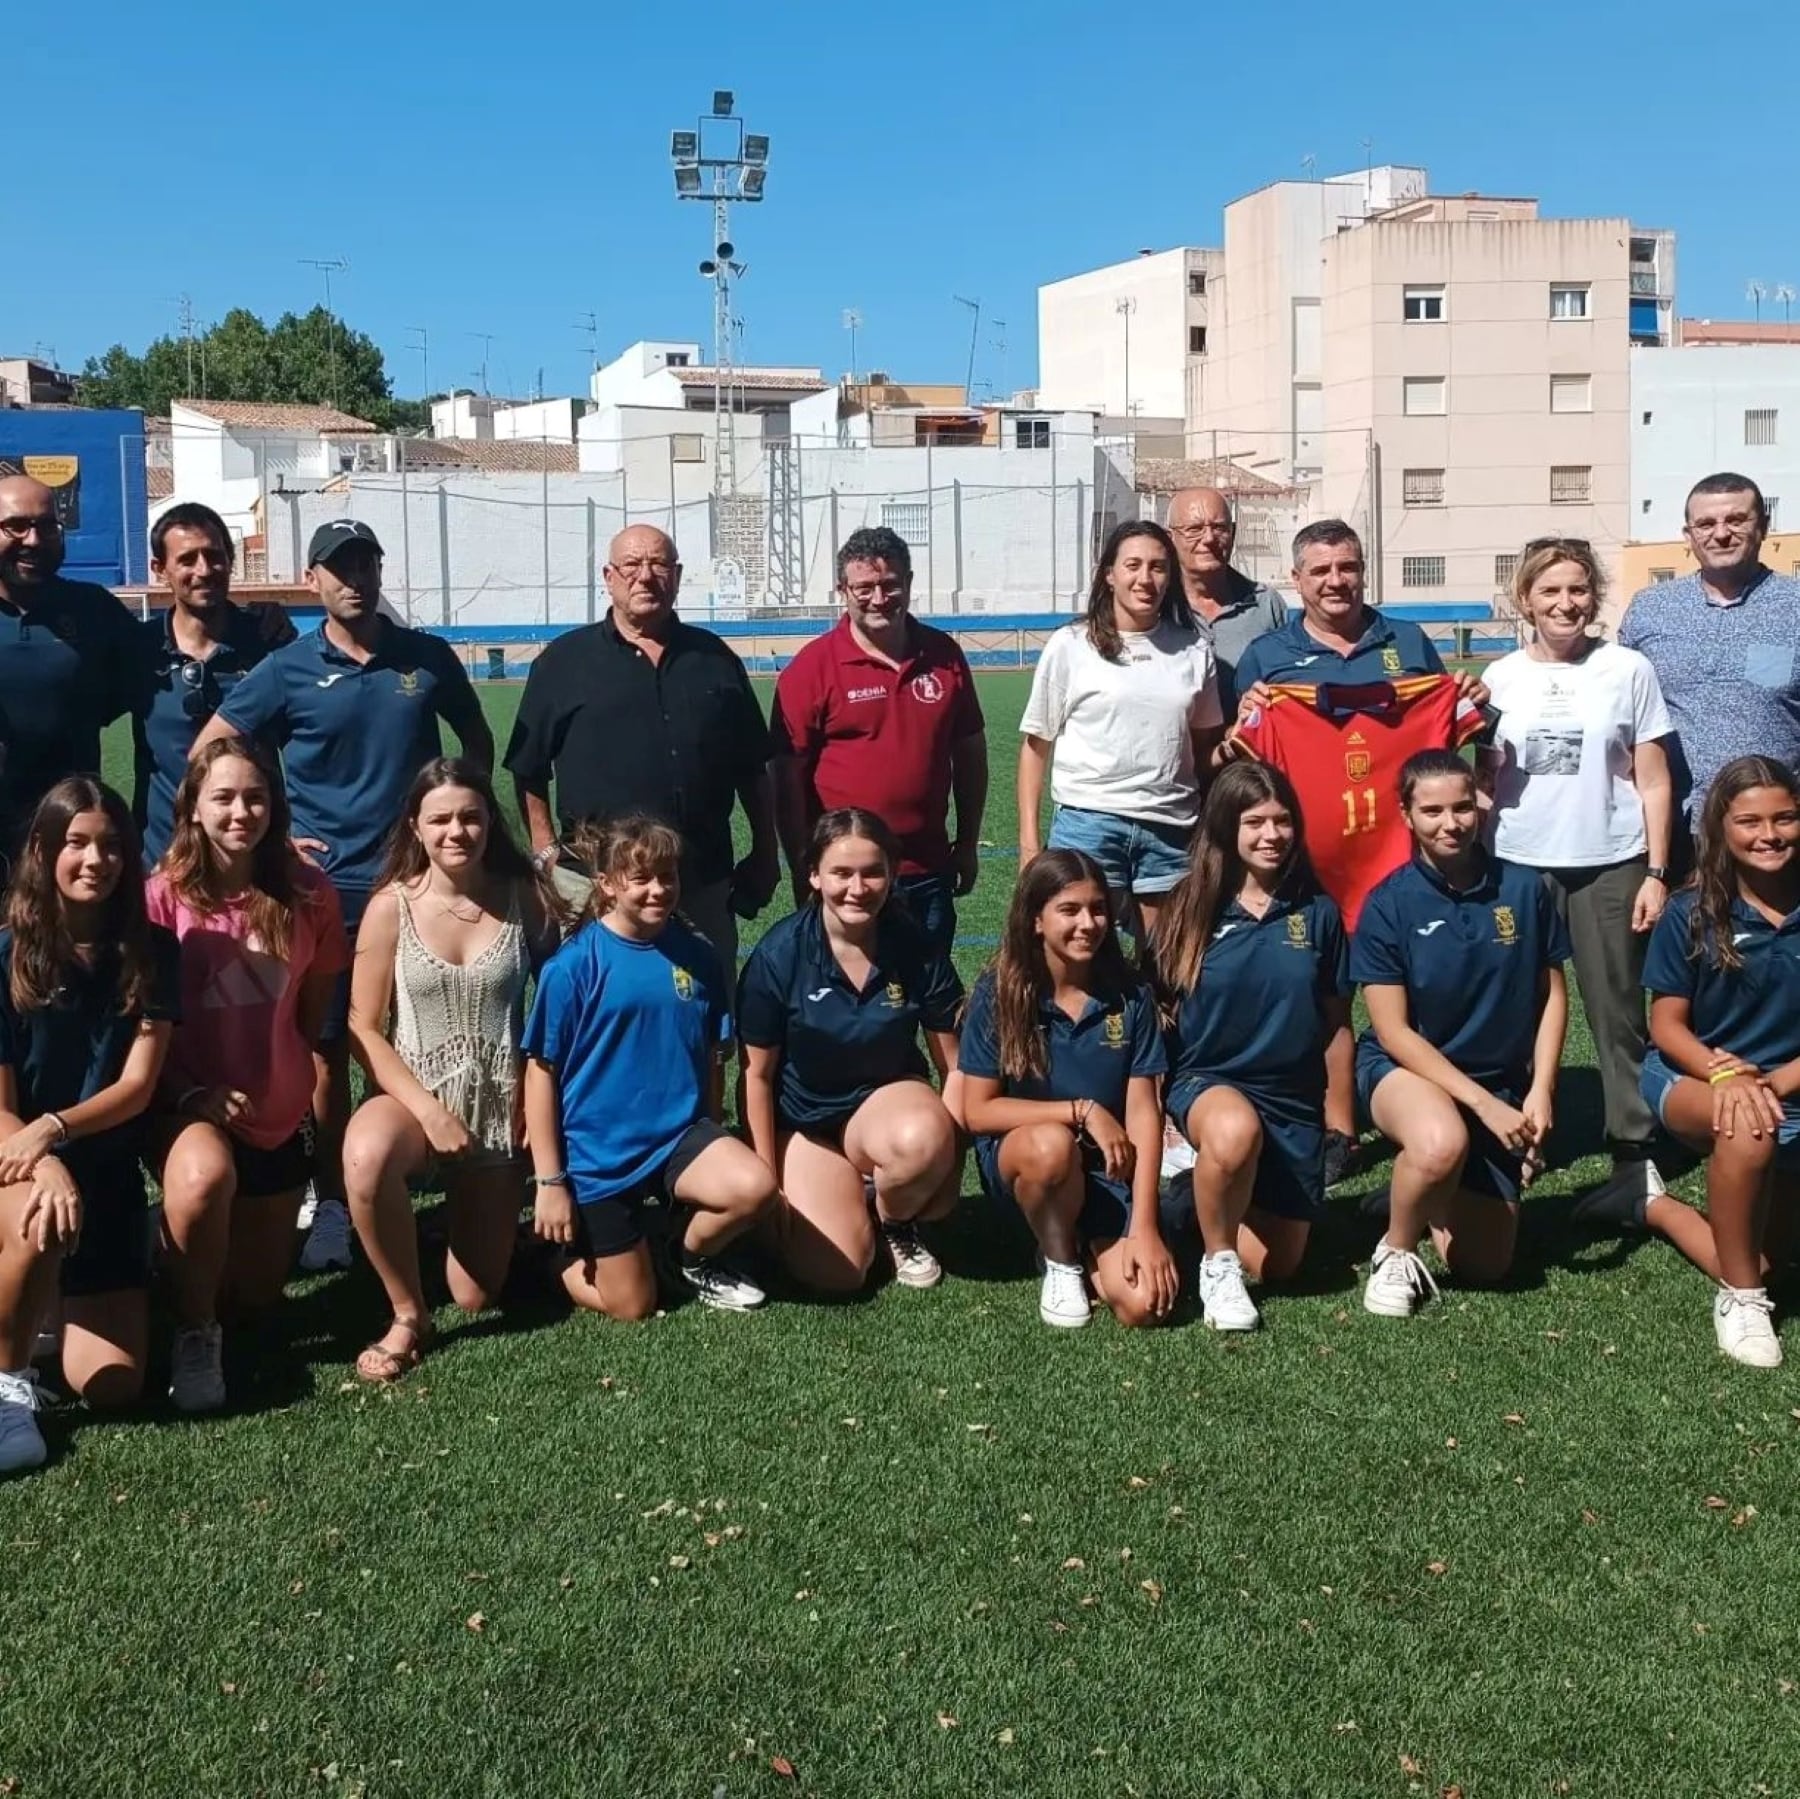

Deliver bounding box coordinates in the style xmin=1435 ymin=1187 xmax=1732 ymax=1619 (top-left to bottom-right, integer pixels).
xmin=1642 ymin=889 xmax=1800 ymax=1073
xmin=1351 ymin=853 xmax=1569 ymax=1091
xmin=959 ymin=969 xmax=1165 ymax=1118
xmin=1234 ymin=609 xmax=1446 ymax=693
xmin=736 ymin=903 xmax=964 ymax=1128
xmin=217 ymin=620 xmax=484 ymax=891
xmin=0 ymin=924 xmax=181 ymax=1182
xmin=1166 ymin=889 xmax=1348 ymax=1107
xmin=0 ymin=578 xmax=146 ymax=850
xmin=132 ymin=604 xmax=273 ymax=864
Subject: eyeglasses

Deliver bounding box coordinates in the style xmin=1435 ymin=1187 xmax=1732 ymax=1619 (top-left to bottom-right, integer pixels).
xmin=844 ymin=580 xmax=906 ymax=603
xmin=1523 ymin=536 xmax=1593 ymax=555
xmin=0 ymin=516 xmax=61 ymax=542
xmin=176 ymin=658 xmax=215 ymax=721
xmin=1169 ymin=522 xmax=1234 ymax=540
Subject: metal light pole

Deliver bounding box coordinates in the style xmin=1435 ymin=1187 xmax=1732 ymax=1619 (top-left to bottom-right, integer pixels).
xmin=1115 ymin=296 xmax=1137 ymax=420
xmin=671 ymin=93 xmax=769 ymax=500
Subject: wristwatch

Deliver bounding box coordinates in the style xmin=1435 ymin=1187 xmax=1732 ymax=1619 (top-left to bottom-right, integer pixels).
xmin=1645 ymin=865 xmax=1670 ymax=882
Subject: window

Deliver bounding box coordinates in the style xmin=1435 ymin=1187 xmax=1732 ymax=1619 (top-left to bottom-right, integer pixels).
xmin=670 ymin=433 xmax=705 ymax=463
xmin=1402 ymin=556 xmax=1446 ymax=587
xmin=1013 ymin=417 xmax=1050 ymax=450
xmin=1768 ymin=497 xmax=1781 ymax=528
xmin=882 ymin=501 xmax=929 ymax=543
xmin=1187 ymin=270 xmax=1207 ymax=296
xmin=1188 ymin=326 xmax=1207 ymax=354
xmin=1550 ymin=374 xmax=1592 ymax=413
xmin=1642 ymin=498 xmax=1652 ymax=513
xmin=1746 ymin=408 xmax=1779 ymax=447
xmin=665 ymin=352 xmax=690 ymax=367
xmin=1402 ymin=468 xmax=1445 ymax=507
xmin=1549 ymin=283 xmax=1591 ymax=321
xmin=1403 ymin=376 xmax=1446 ymax=416
xmin=1550 ymin=465 xmax=1592 ymax=505
xmin=1494 ymin=553 xmax=1519 ymax=590
xmin=1403 ymin=285 xmax=1445 ymax=322
xmin=1642 ymin=410 xmax=1653 ymax=425
xmin=1650 ymin=568 xmax=1676 ymax=583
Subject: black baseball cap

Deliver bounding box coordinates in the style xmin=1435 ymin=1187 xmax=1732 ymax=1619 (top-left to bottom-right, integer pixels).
xmin=307 ymin=518 xmax=383 ymax=567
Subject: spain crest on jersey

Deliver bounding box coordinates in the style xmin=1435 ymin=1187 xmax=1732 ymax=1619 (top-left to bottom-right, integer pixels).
xmin=1102 ymin=1011 xmax=1126 ymax=1049
xmin=672 ymin=965 xmax=696 ymax=999
xmin=1492 ymin=905 xmax=1517 ymax=945
xmin=1343 ymin=728 xmax=1371 ymax=783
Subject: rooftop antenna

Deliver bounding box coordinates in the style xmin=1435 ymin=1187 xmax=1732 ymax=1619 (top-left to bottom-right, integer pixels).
xmin=405 ymin=325 xmax=429 ymax=400
xmin=953 ymin=294 xmax=982 ymax=399
xmin=1778 ymin=284 xmax=1797 ymax=327
xmin=1300 ymin=152 xmax=1317 ymax=179
xmin=467 ymin=332 xmax=496 ymax=396
xmin=298 ymin=256 xmax=350 ymax=407
xmin=1748 ymin=280 xmax=1768 ymax=323
xmin=842 ymin=308 xmax=863 ymax=383
xmin=573 ymin=311 xmax=600 ymax=385
xmin=989 ymin=317 xmax=1008 ymax=401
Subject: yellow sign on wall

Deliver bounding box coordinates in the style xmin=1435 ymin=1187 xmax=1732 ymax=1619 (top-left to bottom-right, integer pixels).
xmin=21 ymin=455 xmax=79 ymax=489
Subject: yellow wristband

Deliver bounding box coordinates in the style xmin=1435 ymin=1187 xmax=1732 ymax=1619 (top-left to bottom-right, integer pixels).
xmin=1708 ymin=1066 xmax=1746 ymax=1087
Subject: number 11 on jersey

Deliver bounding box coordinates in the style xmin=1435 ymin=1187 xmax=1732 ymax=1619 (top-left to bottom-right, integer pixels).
xmin=1341 ymin=786 xmax=1377 ymax=834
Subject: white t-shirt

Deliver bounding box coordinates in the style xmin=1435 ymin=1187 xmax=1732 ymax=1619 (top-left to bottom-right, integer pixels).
xmin=1020 ymin=618 xmax=1223 ymax=827
xmin=1484 ymin=642 xmax=1673 ymax=867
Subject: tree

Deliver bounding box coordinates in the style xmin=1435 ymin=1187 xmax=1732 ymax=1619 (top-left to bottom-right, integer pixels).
xmin=78 ymin=305 xmax=415 ymax=427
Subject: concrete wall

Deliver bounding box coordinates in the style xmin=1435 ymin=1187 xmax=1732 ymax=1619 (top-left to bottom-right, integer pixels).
xmin=1632 ymin=345 xmax=1800 ymax=538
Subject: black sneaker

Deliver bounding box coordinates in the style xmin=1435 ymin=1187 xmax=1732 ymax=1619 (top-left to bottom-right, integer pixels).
xmin=1323 ymin=1130 xmax=1362 ymax=1189
xmin=1570 ymin=1158 xmax=1663 ymax=1233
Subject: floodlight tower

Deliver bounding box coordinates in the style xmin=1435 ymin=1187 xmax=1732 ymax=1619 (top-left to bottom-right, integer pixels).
xmin=671 ymin=92 xmax=769 ymax=498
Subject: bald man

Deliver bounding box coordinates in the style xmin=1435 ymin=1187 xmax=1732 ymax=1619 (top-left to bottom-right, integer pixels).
xmin=0 ymin=473 xmax=149 ymax=853
xmin=1165 ymin=486 xmax=1288 ymax=707
xmin=504 ymin=523 xmax=779 ymax=968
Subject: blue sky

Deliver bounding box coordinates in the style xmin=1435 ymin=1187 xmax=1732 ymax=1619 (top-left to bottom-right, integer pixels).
xmin=12 ymin=0 xmax=1797 ymax=401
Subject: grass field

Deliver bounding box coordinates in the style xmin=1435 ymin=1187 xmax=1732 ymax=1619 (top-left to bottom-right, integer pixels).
xmin=3 ymin=672 xmax=1797 ymax=1799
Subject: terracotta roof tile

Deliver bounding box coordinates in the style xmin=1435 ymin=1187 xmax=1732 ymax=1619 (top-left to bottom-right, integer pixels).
xmin=397 ymin=438 xmax=579 ymax=473
xmin=669 ymin=368 xmax=829 ymax=394
xmin=175 ymin=398 xmax=378 ymax=432
xmin=1134 ymin=456 xmax=1293 ymax=496
xmin=146 ymin=467 xmax=173 ymax=499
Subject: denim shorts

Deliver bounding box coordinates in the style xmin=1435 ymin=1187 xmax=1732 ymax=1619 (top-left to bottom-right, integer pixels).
xmin=1354 ymin=1037 xmax=1523 ymax=1203
xmin=1641 ymin=1049 xmax=1800 ymax=1166
xmin=1047 ymin=806 xmax=1192 ymax=897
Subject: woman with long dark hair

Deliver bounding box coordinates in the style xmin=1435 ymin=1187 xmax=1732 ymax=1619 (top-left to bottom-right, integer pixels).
xmin=147 ymin=736 xmax=348 ymax=1412
xmin=0 ymin=778 xmax=180 ymax=1471
xmin=960 ymin=849 xmax=1174 ymax=1329
xmin=1633 ymin=757 xmax=1800 ymax=1367
xmin=1017 ymin=520 xmax=1222 ymax=936
xmin=343 ymin=758 xmax=560 ymax=1381
xmin=1151 ymin=762 xmax=1350 ymax=1331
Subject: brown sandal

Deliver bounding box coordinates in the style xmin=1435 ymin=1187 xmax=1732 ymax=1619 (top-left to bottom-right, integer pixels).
xmin=355 ymin=1318 xmax=435 ymax=1384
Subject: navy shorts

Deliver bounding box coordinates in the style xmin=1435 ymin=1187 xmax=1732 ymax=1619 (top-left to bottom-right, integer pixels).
xmin=1354 ymin=1038 xmax=1523 ymax=1203
xmin=1166 ymin=1075 xmax=1325 ymax=1222
xmin=59 ymin=1153 xmax=153 ymax=1297
xmin=564 ymin=1118 xmax=730 ymax=1261
xmin=894 ymin=872 xmax=957 ymax=958
xmin=974 ymin=1132 xmax=1132 ymax=1244
xmin=1641 ymin=1049 xmax=1800 ymax=1168
xmin=1047 ymin=806 xmax=1192 ymax=898
xmin=319 ymin=884 xmax=374 ymax=1045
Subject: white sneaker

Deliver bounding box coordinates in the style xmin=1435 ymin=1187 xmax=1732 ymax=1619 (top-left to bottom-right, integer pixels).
xmin=1159 ymin=1120 xmax=1196 ymax=1180
xmin=1714 ymin=1285 xmax=1782 ymax=1368
xmin=883 ymin=1221 xmax=943 ymax=1289
xmin=1363 ymin=1242 xmax=1441 ymax=1318
xmin=1038 ymin=1257 xmax=1092 ymax=1328
xmin=1200 ymin=1250 xmax=1260 ymax=1331
xmin=0 ymin=1369 xmax=47 ymax=1474
xmin=169 ymin=1323 xmax=227 ymax=1414
xmin=296 ymin=1184 xmax=319 ymax=1231
xmin=679 ymin=1253 xmax=767 ymax=1312
xmin=298 ymin=1196 xmax=353 ymax=1273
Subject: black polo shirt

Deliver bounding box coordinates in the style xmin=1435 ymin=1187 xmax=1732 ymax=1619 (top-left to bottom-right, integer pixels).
xmin=504 ymin=611 xmax=772 ymax=888
xmin=0 ymin=577 xmax=146 ymax=852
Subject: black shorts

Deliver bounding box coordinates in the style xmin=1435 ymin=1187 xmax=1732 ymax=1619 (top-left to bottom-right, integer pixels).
xmin=782 ymin=1109 xmax=857 ymax=1155
xmin=564 ymin=1119 xmax=730 ymax=1262
xmin=319 ymin=885 xmax=374 ymax=1045
xmin=59 ymin=1154 xmax=152 ymax=1298
xmin=233 ymin=1117 xmax=317 ymax=1200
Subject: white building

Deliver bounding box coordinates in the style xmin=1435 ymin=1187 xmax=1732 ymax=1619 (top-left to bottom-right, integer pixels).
xmin=1632 ymin=344 xmax=1800 ymax=537
xmin=430 ymin=393 xmax=590 ymax=444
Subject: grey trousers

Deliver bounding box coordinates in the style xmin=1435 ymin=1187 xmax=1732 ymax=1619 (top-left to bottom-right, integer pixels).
xmin=1538 ymin=857 xmax=1655 ymax=1152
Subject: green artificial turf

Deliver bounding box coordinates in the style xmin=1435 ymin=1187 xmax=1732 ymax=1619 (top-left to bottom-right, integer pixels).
xmin=2 ymin=672 xmax=1797 ymax=1799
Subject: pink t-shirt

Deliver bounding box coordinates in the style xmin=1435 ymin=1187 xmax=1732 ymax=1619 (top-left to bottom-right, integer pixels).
xmin=145 ymin=864 xmax=351 ymax=1149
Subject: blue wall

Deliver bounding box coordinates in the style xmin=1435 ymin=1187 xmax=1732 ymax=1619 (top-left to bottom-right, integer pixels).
xmin=0 ymin=408 xmax=148 ymax=588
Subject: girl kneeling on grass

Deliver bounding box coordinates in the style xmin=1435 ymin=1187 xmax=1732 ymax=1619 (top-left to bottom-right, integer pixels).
xmin=960 ymin=849 xmax=1174 ymax=1329
xmin=1150 ymin=763 xmax=1350 ymax=1333
xmin=344 ymin=759 xmax=562 ymax=1382
xmin=0 ymin=779 xmax=180 ymax=1474
xmin=1617 ymin=758 xmax=1800 ymax=1368
xmin=147 ymin=738 xmax=348 ymax=1413
xmin=524 ymin=816 xmax=775 ymax=1319
xmin=739 ymin=808 xmax=965 ymax=1295
xmin=1351 ymin=750 xmax=1570 ymax=1319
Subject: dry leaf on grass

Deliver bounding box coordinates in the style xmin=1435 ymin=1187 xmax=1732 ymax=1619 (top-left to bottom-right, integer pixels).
xmin=770 ymin=1755 xmax=796 ymax=1779
xmin=1399 ymin=1752 xmax=1425 ymax=1776
xmin=1139 ymin=1579 xmax=1164 ymax=1605
xmin=1426 ymin=1561 xmax=1449 ymax=1577
xmin=936 ymin=1711 xmax=959 ymax=1731
xmin=465 ymin=1613 xmax=486 ymax=1633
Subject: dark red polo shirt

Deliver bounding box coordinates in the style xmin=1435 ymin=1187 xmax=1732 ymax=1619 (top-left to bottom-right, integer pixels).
xmin=771 ymin=615 xmax=984 ymax=876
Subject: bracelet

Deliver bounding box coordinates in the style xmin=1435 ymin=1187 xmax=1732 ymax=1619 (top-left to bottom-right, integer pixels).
xmin=530 ymin=1170 xmax=570 ymax=1189
xmin=1708 ymin=1066 xmax=1747 ymax=1086
xmin=45 ymin=1111 xmax=68 ymax=1145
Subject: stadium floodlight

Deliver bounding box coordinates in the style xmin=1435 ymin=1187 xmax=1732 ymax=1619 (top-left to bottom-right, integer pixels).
xmin=740 ymin=167 xmax=766 ymax=200
xmin=699 ymin=258 xmax=718 ymax=276
xmin=743 ymin=134 xmax=770 ymax=166
xmin=715 ymin=239 xmax=735 ymax=260
xmin=675 ymin=164 xmax=702 ymax=196
xmin=670 ymin=130 xmax=698 ymax=163
xmin=712 ymin=89 xmax=734 ymax=117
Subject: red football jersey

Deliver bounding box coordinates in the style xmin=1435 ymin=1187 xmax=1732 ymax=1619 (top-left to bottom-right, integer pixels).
xmin=1235 ymin=675 xmax=1486 ymax=929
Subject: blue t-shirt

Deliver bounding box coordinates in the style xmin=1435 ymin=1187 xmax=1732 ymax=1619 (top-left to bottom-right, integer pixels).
xmin=959 ymin=969 xmax=1165 ymax=1124
xmin=736 ymin=904 xmax=964 ymax=1129
xmin=132 ymin=604 xmax=274 ymax=864
xmin=1350 ymin=853 xmax=1569 ymax=1092
xmin=1618 ymin=567 xmax=1800 ymax=819
xmin=1233 ymin=608 xmax=1446 ymax=694
xmin=217 ymin=620 xmax=484 ymax=891
xmin=521 ymin=917 xmax=730 ymax=1205
xmin=0 ymin=924 xmax=182 ymax=1182
xmin=1642 ymin=888 xmax=1800 ymax=1075
xmin=1165 ymin=889 xmax=1348 ymax=1114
